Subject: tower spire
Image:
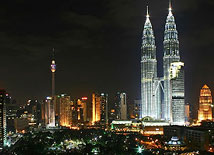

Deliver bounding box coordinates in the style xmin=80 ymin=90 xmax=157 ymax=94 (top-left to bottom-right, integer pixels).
xmin=169 ymin=0 xmax=172 ymax=16
xmin=146 ymin=6 xmax=149 ymax=18
xmin=52 ymin=48 xmax=55 ymax=60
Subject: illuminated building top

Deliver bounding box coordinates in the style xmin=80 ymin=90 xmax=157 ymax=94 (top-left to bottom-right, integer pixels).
xmin=163 ymin=1 xmax=180 ymax=58
xmin=142 ymin=6 xmax=156 ymax=60
xmin=198 ymin=84 xmax=213 ymax=122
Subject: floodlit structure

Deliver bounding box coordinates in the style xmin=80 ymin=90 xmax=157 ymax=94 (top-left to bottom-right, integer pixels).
xmin=92 ymin=93 xmax=108 ymax=125
xmin=198 ymin=85 xmax=213 ymax=122
xmin=185 ymin=104 xmax=190 ymax=123
xmin=170 ymin=62 xmax=185 ymax=125
xmin=140 ymin=2 xmax=185 ymax=124
xmin=49 ymin=50 xmax=57 ymax=127
xmin=44 ymin=97 xmax=55 ymax=127
xmin=163 ymin=2 xmax=180 ymax=121
xmin=141 ymin=6 xmax=162 ymax=119
xmin=51 ymin=49 xmax=56 ymax=98
xmin=0 ymin=90 xmax=7 ymax=149
xmin=58 ymin=94 xmax=72 ymax=127
xmin=120 ymin=93 xmax=127 ymax=120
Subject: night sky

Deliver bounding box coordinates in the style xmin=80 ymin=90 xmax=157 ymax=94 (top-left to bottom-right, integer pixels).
xmin=0 ymin=0 xmax=213 ymax=118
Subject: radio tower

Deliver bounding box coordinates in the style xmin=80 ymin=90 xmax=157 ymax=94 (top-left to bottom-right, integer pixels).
xmin=51 ymin=48 xmax=56 ymax=98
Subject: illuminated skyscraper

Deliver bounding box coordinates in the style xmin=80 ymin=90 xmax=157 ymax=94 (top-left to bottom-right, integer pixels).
xmin=81 ymin=97 xmax=88 ymax=122
xmin=120 ymin=93 xmax=127 ymax=120
xmin=140 ymin=2 xmax=185 ymax=123
xmin=58 ymin=94 xmax=72 ymax=127
xmin=141 ymin=7 xmax=161 ymax=119
xmin=92 ymin=93 xmax=108 ymax=125
xmin=0 ymin=90 xmax=7 ymax=149
xmin=44 ymin=97 xmax=55 ymax=127
xmin=198 ymin=85 xmax=213 ymax=122
xmin=170 ymin=62 xmax=185 ymax=125
xmin=163 ymin=2 xmax=184 ymax=123
xmin=185 ymin=104 xmax=190 ymax=123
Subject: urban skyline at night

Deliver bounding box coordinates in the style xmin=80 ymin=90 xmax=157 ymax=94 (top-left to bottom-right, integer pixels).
xmin=1 ymin=0 xmax=214 ymax=154
xmin=0 ymin=0 xmax=213 ymax=117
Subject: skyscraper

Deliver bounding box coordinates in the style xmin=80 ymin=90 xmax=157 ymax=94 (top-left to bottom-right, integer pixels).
xmin=163 ymin=2 xmax=184 ymax=123
xmin=113 ymin=92 xmax=127 ymax=120
xmin=0 ymin=90 xmax=7 ymax=149
xmin=141 ymin=7 xmax=161 ymax=119
xmin=198 ymin=85 xmax=213 ymax=122
xmin=44 ymin=97 xmax=55 ymax=127
xmin=92 ymin=93 xmax=108 ymax=125
xmin=120 ymin=93 xmax=127 ymax=120
xmin=170 ymin=62 xmax=185 ymax=125
xmin=140 ymin=2 xmax=185 ymax=124
xmin=58 ymin=94 xmax=72 ymax=127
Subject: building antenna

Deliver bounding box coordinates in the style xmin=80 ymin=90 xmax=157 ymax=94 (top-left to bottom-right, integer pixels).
xmin=146 ymin=5 xmax=149 ymax=18
xmin=52 ymin=48 xmax=55 ymax=60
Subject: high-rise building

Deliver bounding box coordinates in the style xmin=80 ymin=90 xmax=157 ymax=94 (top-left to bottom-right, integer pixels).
xmin=76 ymin=98 xmax=87 ymax=122
xmin=25 ymin=99 xmax=41 ymax=126
xmin=198 ymin=85 xmax=213 ymax=122
xmin=43 ymin=97 xmax=55 ymax=127
xmin=0 ymin=90 xmax=7 ymax=149
xmin=140 ymin=2 xmax=185 ymax=124
xmin=120 ymin=93 xmax=127 ymax=120
xmin=163 ymin=2 xmax=185 ymax=123
xmin=185 ymin=104 xmax=190 ymax=123
xmin=81 ymin=97 xmax=88 ymax=122
xmin=58 ymin=94 xmax=72 ymax=127
xmin=112 ymin=92 xmax=127 ymax=120
xmin=92 ymin=93 xmax=108 ymax=125
xmin=134 ymin=100 xmax=141 ymax=119
xmin=6 ymin=95 xmax=17 ymax=134
xmin=170 ymin=62 xmax=185 ymax=125
xmin=141 ymin=7 xmax=162 ymax=119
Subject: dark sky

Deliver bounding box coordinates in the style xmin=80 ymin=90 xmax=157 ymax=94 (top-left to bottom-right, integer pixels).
xmin=0 ymin=0 xmax=213 ymax=118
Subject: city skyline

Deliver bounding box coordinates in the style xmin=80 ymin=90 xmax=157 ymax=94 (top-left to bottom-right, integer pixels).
xmin=0 ymin=0 xmax=213 ymax=118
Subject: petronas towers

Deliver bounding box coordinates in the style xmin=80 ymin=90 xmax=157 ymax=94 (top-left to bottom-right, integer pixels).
xmin=141 ymin=3 xmax=185 ymax=125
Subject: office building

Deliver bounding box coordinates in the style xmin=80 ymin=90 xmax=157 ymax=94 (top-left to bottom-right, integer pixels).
xmin=92 ymin=93 xmax=108 ymax=125
xmin=0 ymin=90 xmax=7 ymax=149
xmin=170 ymin=62 xmax=185 ymax=125
xmin=57 ymin=94 xmax=72 ymax=127
xmin=43 ymin=97 xmax=55 ymax=127
xmin=141 ymin=6 xmax=162 ymax=119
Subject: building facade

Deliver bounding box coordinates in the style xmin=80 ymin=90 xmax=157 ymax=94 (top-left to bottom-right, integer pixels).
xmin=58 ymin=94 xmax=72 ymax=127
xmin=140 ymin=3 xmax=185 ymax=125
xmin=170 ymin=62 xmax=185 ymax=125
xmin=92 ymin=93 xmax=108 ymax=125
xmin=198 ymin=85 xmax=213 ymax=122
xmin=141 ymin=7 xmax=161 ymax=119
xmin=0 ymin=90 xmax=7 ymax=149
xmin=43 ymin=97 xmax=55 ymax=127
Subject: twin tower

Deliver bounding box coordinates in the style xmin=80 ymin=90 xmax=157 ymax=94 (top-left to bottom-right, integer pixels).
xmin=141 ymin=3 xmax=185 ymax=125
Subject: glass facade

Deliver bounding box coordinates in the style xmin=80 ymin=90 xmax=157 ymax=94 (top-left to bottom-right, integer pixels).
xmin=141 ymin=4 xmax=185 ymax=124
xmin=163 ymin=5 xmax=184 ymax=124
xmin=141 ymin=7 xmax=161 ymax=119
